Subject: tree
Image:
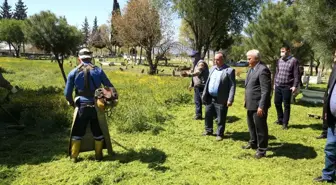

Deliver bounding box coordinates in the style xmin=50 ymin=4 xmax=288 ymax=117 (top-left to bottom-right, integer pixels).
xmin=244 ymin=2 xmax=311 ymax=68
xmin=110 ymin=0 xmax=122 ymax=53
xmin=227 ymin=35 xmax=247 ymax=62
xmin=25 ymin=11 xmax=82 ymax=83
xmin=82 ymin=17 xmax=90 ymax=46
xmin=297 ymin=0 xmax=336 ymax=69
xmin=173 ymin=0 xmax=263 ymax=58
xmin=114 ymin=0 xmax=162 ymax=74
xmin=178 ymin=19 xmax=195 ymax=49
xmin=13 ymin=0 xmax=27 ymax=20
xmin=91 ymin=24 xmax=108 ymax=53
xmin=92 ymin=16 xmax=98 ymax=35
xmin=0 ymin=0 xmax=12 ymax=19
xmin=0 ymin=19 xmax=25 ymax=57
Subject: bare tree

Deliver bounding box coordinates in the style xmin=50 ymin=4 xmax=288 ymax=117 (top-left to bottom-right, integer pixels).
xmin=114 ymin=0 xmax=175 ymax=74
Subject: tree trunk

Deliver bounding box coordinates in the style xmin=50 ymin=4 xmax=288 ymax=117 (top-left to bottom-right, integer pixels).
xmin=8 ymin=43 xmax=11 ymax=54
xmin=146 ymin=49 xmax=156 ymax=75
xmin=140 ymin=47 xmax=143 ymax=64
xmin=306 ymin=59 xmax=314 ymax=89
xmin=152 ymin=48 xmax=155 ymax=61
xmin=315 ymin=61 xmax=320 ymax=76
xmin=15 ymin=46 xmax=20 ymax=58
xmin=271 ymin=58 xmax=277 ymax=96
xmin=202 ymin=46 xmax=209 ymax=59
xmin=165 ymin=58 xmax=168 ymax=66
xmin=10 ymin=43 xmax=20 ymax=58
xmin=57 ymin=54 xmax=67 ymax=83
xmin=207 ymin=50 xmax=210 ymax=64
xmin=23 ymin=42 xmax=25 ymax=54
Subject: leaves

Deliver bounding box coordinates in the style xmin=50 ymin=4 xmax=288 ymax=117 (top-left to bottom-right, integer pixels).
xmin=174 ymin=0 xmax=263 ymax=57
xmin=25 ymin=11 xmax=82 ymax=56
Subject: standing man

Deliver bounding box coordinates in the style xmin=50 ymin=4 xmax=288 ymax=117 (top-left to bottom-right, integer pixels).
xmin=182 ymin=51 xmax=209 ymax=120
xmin=202 ymin=51 xmax=236 ymax=141
xmin=274 ymin=45 xmax=300 ymax=130
xmin=242 ymin=49 xmax=271 ymax=159
xmin=64 ymin=48 xmax=117 ymax=162
xmin=314 ymin=50 xmax=336 ymax=183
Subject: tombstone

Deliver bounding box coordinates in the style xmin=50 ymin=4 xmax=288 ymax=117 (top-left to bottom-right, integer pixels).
xmin=302 ymin=71 xmax=308 ymax=84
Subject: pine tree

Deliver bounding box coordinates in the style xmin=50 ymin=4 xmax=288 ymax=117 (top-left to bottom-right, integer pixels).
xmin=13 ymin=0 xmax=28 ymax=20
xmin=112 ymin=0 xmax=120 ymax=14
xmin=82 ymin=17 xmax=90 ymax=46
xmin=0 ymin=0 xmax=12 ymax=19
xmin=111 ymin=0 xmax=121 ymax=50
xmin=92 ymin=16 xmax=98 ymax=35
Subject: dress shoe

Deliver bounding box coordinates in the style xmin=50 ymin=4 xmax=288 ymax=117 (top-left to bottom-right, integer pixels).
xmin=242 ymin=144 xmax=257 ymax=150
xmin=313 ymin=176 xmax=334 ymax=183
xmin=282 ymin=124 xmax=288 ymax=130
xmin=202 ymin=132 xmax=213 ymax=136
xmin=254 ymin=153 xmax=266 ymax=159
xmin=274 ymin=120 xmax=282 ymax=125
xmin=316 ymin=134 xmax=327 ymax=139
xmin=194 ymin=115 xmax=202 ymax=120
xmin=216 ymin=136 xmax=224 ymax=141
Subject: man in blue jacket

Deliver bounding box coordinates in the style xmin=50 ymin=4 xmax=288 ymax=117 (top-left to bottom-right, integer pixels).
xmin=202 ymin=51 xmax=236 ymax=141
xmin=64 ymin=48 xmax=116 ymax=162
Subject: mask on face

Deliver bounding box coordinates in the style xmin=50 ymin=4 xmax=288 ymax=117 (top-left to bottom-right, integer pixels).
xmin=280 ymin=52 xmax=286 ymax=57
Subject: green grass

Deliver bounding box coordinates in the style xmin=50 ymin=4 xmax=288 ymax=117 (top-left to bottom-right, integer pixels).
xmin=0 ymin=57 xmax=329 ymax=185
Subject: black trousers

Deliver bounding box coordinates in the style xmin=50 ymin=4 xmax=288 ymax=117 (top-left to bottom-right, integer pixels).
xmin=247 ymin=110 xmax=269 ymax=154
xmin=194 ymin=87 xmax=204 ymax=117
xmin=205 ymin=98 xmax=228 ymax=136
xmin=274 ymin=86 xmax=292 ymax=125
xmin=72 ymin=104 xmax=103 ymax=140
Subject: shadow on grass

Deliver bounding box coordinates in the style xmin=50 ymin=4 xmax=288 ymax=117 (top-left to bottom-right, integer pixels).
xmin=106 ymin=147 xmax=169 ymax=172
xmin=227 ymin=116 xmax=241 ymax=124
xmin=0 ymin=86 xmax=72 ymax=167
xmin=236 ymin=79 xmax=246 ymax=88
xmin=294 ymin=100 xmax=323 ymax=108
xmin=226 ymin=131 xmax=277 ymax=141
xmin=268 ymin=142 xmax=317 ymax=159
xmin=0 ymin=67 xmax=15 ymax=74
xmin=290 ymin=123 xmax=322 ymax=130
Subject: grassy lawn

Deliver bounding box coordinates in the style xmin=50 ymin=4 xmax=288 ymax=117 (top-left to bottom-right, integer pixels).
xmin=0 ymin=57 xmax=328 ymax=185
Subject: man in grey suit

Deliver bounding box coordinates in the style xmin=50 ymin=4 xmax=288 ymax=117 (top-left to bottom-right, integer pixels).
xmin=243 ymin=49 xmax=271 ymax=159
xmin=202 ymin=51 xmax=236 ymax=141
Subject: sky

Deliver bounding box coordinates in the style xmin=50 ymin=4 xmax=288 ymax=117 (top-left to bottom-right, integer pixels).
xmin=6 ymin=0 xmax=181 ymax=39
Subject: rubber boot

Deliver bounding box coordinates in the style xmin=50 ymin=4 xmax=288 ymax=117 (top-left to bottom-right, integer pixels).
xmin=70 ymin=140 xmax=81 ymax=163
xmin=95 ymin=139 xmax=104 ymax=161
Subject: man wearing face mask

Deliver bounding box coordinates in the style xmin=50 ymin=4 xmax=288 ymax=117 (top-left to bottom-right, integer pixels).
xmin=273 ymin=45 xmax=300 ymax=130
xmin=181 ymin=51 xmax=209 ymax=120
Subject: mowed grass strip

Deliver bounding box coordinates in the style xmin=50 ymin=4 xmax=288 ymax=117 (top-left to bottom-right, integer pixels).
xmin=0 ymin=57 xmax=326 ymax=185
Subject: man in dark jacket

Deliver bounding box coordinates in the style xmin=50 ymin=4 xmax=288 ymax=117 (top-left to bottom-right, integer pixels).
xmin=314 ymin=50 xmax=336 ymax=183
xmin=242 ymin=49 xmax=271 ymax=159
xmin=201 ymin=51 xmax=236 ymax=141
xmin=182 ymin=51 xmax=209 ymax=120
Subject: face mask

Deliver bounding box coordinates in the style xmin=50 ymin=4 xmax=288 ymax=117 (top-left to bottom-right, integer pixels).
xmin=280 ymin=52 xmax=286 ymax=57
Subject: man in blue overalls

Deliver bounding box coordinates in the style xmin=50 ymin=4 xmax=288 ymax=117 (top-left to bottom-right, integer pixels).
xmin=64 ymin=48 xmax=116 ymax=162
